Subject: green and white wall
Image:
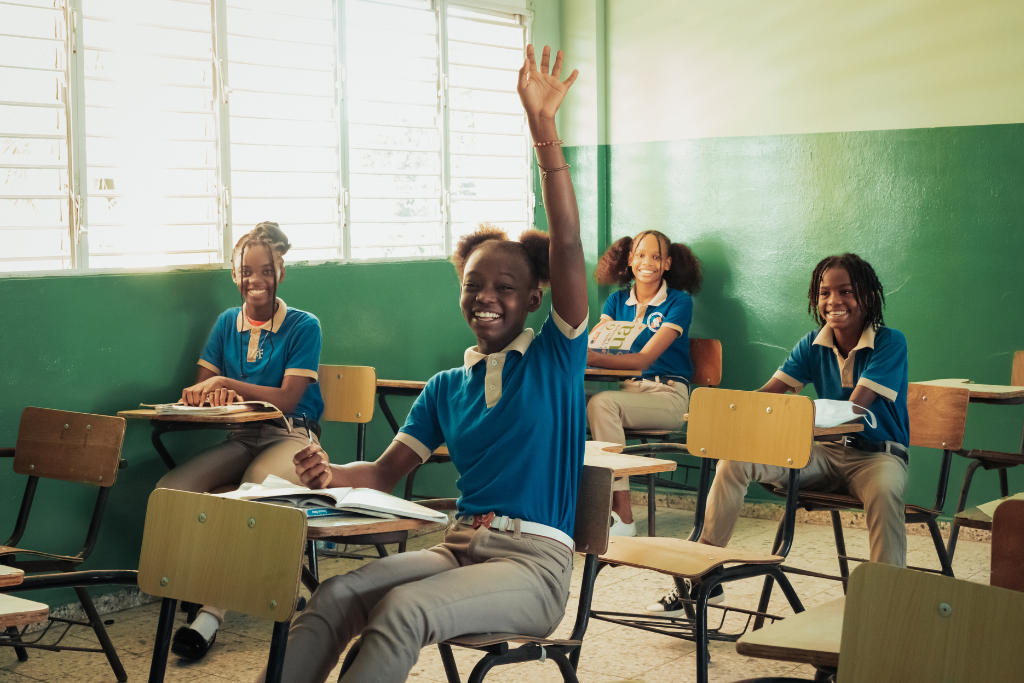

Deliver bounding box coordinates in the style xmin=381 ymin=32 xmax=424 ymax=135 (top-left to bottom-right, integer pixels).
xmin=559 ymin=0 xmax=1024 ymax=505
xmin=1 ymin=0 xmax=1021 ymax=606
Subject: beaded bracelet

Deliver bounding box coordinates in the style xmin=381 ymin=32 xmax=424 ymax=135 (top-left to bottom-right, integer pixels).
xmin=540 ymin=164 xmax=570 ymax=180
xmin=533 ymin=140 xmax=563 ymax=148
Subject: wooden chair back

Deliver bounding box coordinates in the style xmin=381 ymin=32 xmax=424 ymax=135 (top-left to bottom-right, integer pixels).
xmin=838 ymin=563 xmax=1024 ymax=683
xmin=907 ymin=383 xmax=969 ymax=451
xmin=13 ymin=407 xmax=126 ymax=487
xmin=138 ymin=489 xmax=306 ymax=622
xmin=318 ymin=365 xmax=376 ymax=424
xmin=690 ymin=338 xmax=722 ymax=387
xmin=1011 ymin=350 xmax=1024 ymax=387
xmin=687 ymin=388 xmax=813 ymax=468
xmin=573 ymin=465 xmax=613 ymax=556
xmin=991 ymin=500 xmax=1024 ymax=593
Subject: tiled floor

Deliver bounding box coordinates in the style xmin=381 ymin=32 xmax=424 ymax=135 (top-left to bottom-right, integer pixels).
xmin=0 ymin=507 xmax=991 ymax=683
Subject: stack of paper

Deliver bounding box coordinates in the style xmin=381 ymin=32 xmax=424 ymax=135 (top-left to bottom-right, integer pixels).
xmin=141 ymin=401 xmax=278 ymax=416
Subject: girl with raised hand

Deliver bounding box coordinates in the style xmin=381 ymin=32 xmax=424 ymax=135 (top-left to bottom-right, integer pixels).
xmin=258 ymin=45 xmax=587 ymax=683
xmin=587 ymin=231 xmax=702 ymax=535
xmin=156 ymin=221 xmax=324 ymax=660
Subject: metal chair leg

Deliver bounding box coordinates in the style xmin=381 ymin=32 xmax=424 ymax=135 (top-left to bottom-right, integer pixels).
xmin=467 ymin=653 xmax=500 ymax=683
xmin=5 ymin=626 xmax=27 ymax=661
xmin=76 ymin=586 xmax=127 ymax=682
xmin=922 ymin=515 xmax=955 ymax=576
xmin=148 ymin=598 xmax=177 ymax=683
xmin=375 ymin=545 xmax=389 ymax=558
xmin=266 ymin=620 xmax=291 ymax=683
xmin=306 ymin=539 xmax=319 ymax=581
xmin=548 ymin=648 xmax=580 ymax=683
xmin=438 ymin=643 xmax=461 ymax=683
xmin=647 ymin=474 xmax=656 ymax=537
xmin=404 ymin=464 xmax=422 ymax=501
xmin=999 ymin=467 xmax=1010 ymax=497
xmin=947 ymin=459 xmax=984 ymax=561
xmin=830 ymin=511 xmax=850 ymax=592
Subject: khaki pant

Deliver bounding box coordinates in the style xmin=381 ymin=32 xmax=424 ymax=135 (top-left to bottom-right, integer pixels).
xmin=587 ymin=380 xmax=689 ymax=491
xmin=701 ymin=441 xmax=908 ymax=567
xmin=156 ymin=422 xmax=320 ymax=626
xmin=256 ymin=524 xmax=573 ymax=683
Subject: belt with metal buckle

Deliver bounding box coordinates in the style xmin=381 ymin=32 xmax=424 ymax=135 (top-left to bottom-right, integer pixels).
xmin=843 ymin=434 xmax=908 ymax=463
xmin=633 ymin=375 xmax=691 ymax=388
xmin=290 ymin=417 xmax=322 ymax=439
xmin=459 ymin=513 xmax=575 ymax=552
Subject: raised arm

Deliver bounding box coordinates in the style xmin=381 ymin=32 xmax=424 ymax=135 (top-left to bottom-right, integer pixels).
xmin=518 ymin=45 xmax=587 ymax=328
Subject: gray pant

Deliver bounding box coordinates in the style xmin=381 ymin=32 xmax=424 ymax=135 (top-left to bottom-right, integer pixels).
xmin=256 ymin=523 xmax=574 ymax=683
xmin=701 ymin=441 xmax=908 ymax=567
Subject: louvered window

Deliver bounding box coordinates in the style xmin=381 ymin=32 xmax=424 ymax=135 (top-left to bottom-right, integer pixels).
xmin=0 ymin=0 xmax=532 ymax=273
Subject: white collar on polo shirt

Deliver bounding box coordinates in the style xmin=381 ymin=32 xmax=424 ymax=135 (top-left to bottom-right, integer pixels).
xmin=236 ymin=297 xmax=288 ymax=334
xmin=812 ymin=324 xmax=876 ymax=351
xmin=625 ymin=280 xmax=668 ymax=307
xmin=463 ymin=327 xmax=535 ymax=370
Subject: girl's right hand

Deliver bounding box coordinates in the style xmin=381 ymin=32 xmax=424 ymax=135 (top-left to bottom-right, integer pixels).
xmin=294 ymin=443 xmax=333 ymax=489
xmin=517 ymin=44 xmax=578 ymax=121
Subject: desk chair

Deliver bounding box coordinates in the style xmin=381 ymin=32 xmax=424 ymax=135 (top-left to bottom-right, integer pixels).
xmin=946 ymin=350 xmax=1024 ymax=561
xmin=339 ymin=465 xmax=615 ymax=683
xmin=990 ymin=499 xmax=1024 ymax=593
xmin=0 ymin=407 xmax=129 ymax=681
xmin=757 ymin=383 xmax=967 ymax=609
xmin=139 ymin=489 xmax=305 ymax=683
xmin=733 ymin=562 xmax=1024 ymax=683
xmin=593 ymin=388 xmax=812 ymax=683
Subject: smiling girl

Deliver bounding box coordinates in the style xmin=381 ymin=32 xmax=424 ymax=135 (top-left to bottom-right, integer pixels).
xmin=587 ymin=231 xmax=702 ymax=535
xmin=156 ymin=221 xmax=324 ymax=660
xmin=261 ymin=44 xmax=587 ymax=683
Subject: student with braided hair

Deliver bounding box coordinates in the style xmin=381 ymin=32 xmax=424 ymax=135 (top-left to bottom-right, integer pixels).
xmin=264 ymin=44 xmax=587 ymax=683
xmin=587 ymin=231 xmax=702 ymax=536
xmin=647 ymin=252 xmax=909 ymax=616
xmin=156 ymin=221 xmax=324 ymax=660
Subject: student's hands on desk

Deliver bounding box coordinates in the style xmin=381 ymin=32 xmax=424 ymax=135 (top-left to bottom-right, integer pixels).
xmin=293 ymin=440 xmax=423 ymax=492
xmin=181 ymin=377 xmax=245 ymax=407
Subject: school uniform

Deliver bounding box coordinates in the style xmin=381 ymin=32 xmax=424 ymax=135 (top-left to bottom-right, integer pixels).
xmin=156 ymin=298 xmax=323 ymax=628
xmin=702 ymin=325 xmax=910 ymax=567
xmin=587 ymin=281 xmax=693 ymax=491
xmin=272 ymin=310 xmax=587 ymax=683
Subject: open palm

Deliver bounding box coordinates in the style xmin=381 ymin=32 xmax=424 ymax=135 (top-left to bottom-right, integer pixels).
xmin=517 ymin=44 xmax=578 ymax=120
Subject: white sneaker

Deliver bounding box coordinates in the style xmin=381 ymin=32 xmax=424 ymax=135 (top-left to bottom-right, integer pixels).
xmin=609 ymin=511 xmax=637 ymax=537
xmin=645 ymin=580 xmax=724 ymax=616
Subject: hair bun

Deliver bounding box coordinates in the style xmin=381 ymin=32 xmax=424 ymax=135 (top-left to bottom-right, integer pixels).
xmin=250 ymin=221 xmax=292 ymax=255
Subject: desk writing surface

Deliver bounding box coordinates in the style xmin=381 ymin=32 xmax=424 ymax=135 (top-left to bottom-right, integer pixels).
xmin=306 ymin=515 xmax=443 ymax=539
xmin=914 ymin=379 xmax=1024 ymax=400
xmin=584 ymin=368 xmax=641 ymax=380
xmin=0 ymin=565 xmax=24 ymax=588
xmin=584 ymin=441 xmax=678 ymax=477
xmin=376 ymin=379 xmax=427 ymax=392
xmin=117 ymin=408 xmax=283 ymax=423
xmin=0 ymin=594 xmax=48 ymax=629
xmin=954 ymin=506 xmax=993 ymax=530
xmin=736 ymin=596 xmax=844 ymax=669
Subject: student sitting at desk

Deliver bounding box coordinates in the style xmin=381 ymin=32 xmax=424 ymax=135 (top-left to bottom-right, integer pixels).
xmin=647 ymin=252 xmax=909 ymax=615
xmin=263 ymin=44 xmax=587 ymax=683
xmin=586 ymin=231 xmax=702 ymax=537
xmin=156 ymin=221 xmax=324 ymax=660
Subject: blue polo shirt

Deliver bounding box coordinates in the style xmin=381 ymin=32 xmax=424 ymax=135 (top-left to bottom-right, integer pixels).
xmin=774 ymin=325 xmax=909 ymax=448
xmin=395 ymin=310 xmax=588 ymax=538
xmin=597 ymin=281 xmax=694 ymax=381
xmin=198 ymin=298 xmax=324 ymax=422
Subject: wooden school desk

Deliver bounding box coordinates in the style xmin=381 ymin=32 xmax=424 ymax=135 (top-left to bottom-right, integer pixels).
xmin=915 ymin=378 xmax=1024 ymax=557
xmin=736 ymin=596 xmax=844 ymax=678
xmin=0 ymin=565 xmax=50 ymax=633
xmin=584 ymin=367 xmax=642 ymax=383
xmin=585 ymin=442 xmax=677 ymax=537
xmin=117 ymin=407 xmax=284 ymax=470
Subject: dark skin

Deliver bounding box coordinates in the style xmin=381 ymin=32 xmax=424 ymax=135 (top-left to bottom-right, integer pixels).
xmin=293 ymin=44 xmax=586 ymax=492
xmin=700 ymin=266 xmax=879 ymax=546
xmin=180 ymin=244 xmax=312 ymax=412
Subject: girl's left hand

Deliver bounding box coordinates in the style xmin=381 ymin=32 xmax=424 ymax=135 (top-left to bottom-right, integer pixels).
xmin=517 ymin=44 xmax=578 ymax=120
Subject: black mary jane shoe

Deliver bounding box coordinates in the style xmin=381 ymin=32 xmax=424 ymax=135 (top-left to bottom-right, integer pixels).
xmin=171 ymin=626 xmax=216 ymax=661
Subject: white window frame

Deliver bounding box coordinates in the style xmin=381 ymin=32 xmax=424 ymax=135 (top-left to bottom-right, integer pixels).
xmin=0 ymin=0 xmax=533 ymax=277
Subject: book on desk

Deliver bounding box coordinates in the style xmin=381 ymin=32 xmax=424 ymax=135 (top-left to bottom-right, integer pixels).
xmin=140 ymin=400 xmax=279 ymax=416
xmin=216 ymin=475 xmax=449 ymax=523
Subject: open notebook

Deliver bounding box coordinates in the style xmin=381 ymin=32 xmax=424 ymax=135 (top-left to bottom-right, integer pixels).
xmin=140 ymin=400 xmax=279 ymax=416
xmin=216 ymin=475 xmax=449 ymax=523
